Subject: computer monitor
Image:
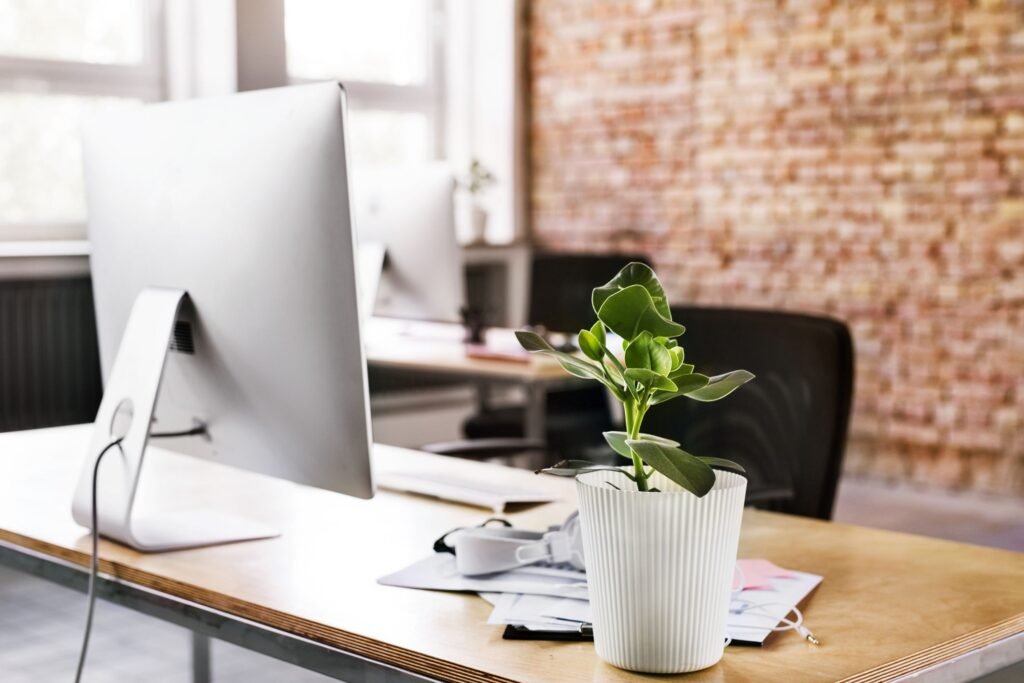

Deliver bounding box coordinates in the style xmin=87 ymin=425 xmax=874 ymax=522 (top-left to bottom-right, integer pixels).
xmin=73 ymin=82 xmax=374 ymax=551
xmin=352 ymin=164 xmax=465 ymax=322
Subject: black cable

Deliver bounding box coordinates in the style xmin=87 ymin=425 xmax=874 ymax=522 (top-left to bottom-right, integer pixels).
xmin=74 ymin=437 xmax=123 ymax=683
xmin=148 ymin=425 xmax=207 ymax=439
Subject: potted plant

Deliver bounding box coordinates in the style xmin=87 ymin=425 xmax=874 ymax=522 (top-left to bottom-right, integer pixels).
xmin=458 ymin=159 xmax=496 ymax=245
xmin=515 ymin=262 xmax=754 ymax=674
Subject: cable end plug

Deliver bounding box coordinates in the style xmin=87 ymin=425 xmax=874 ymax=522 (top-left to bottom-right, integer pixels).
xmin=798 ymin=626 xmax=820 ymax=646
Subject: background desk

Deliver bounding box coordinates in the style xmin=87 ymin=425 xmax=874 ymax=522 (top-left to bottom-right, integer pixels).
xmin=1 ymin=425 xmax=1022 ymax=682
xmin=364 ymin=317 xmax=576 ymax=441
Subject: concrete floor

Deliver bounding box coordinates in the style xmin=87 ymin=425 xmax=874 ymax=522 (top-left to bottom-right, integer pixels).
xmin=834 ymin=477 xmax=1024 ymax=552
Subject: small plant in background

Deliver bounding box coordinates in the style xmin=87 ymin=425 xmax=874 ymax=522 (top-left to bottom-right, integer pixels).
xmin=458 ymin=159 xmax=497 ymax=245
xmin=515 ymin=262 xmax=754 ymax=496
xmin=460 ymin=159 xmax=496 ymax=195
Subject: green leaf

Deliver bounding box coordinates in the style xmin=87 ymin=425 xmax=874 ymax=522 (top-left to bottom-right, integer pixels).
xmin=592 ymin=262 xmax=673 ymax=320
xmin=698 ymin=456 xmax=746 ymax=474
xmin=623 ymin=331 xmax=673 ymax=375
xmin=603 ymin=431 xmax=679 ymax=459
xmin=578 ymin=329 xmax=604 ymax=361
xmin=669 ymin=346 xmax=685 ymax=371
xmin=624 ymin=368 xmax=677 ymax=392
xmin=649 ymin=372 xmax=710 ymax=404
xmin=515 ymin=331 xmax=619 ymax=392
xmin=684 ymin=370 xmax=755 ymax=402
xmin=626 ymin=440 xmax=717 ymax=497
xmin=590 ymin=321 xmax=606 ymax=347
xmin=597 ymin=285 xmax=686 ymax=341
xmin=516 ymin=330 xmax=556 ymax=352
xmin=538 ymin=460 xmax=636 ymax=481
xmin=669 ymin=362 xmax=694 ymax=379
xmin=603 ymin=357 xmax=625 ymax=385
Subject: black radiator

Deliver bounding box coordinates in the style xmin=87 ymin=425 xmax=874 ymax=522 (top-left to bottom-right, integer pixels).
xmin=0 ymin=277 xmax=103 ymax=432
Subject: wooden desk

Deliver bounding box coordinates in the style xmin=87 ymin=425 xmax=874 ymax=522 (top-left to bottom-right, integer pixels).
xmin=364 ymin=317 xmax=576 ymax=440
xmin=1 ymin=425 xmax=1022 ymax=682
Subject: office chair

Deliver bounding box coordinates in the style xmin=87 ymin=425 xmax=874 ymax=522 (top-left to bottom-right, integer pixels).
xmin=447 ymin=252 xmax=649 ymax=464
xmin=638 ymin=307 xmax=854 ymax=520
xmin=0 ymin=277 xmax=103 ymax=432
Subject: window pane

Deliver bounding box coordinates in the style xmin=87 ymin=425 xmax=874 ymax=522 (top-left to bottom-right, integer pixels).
xmin=0 ymin=0 xmax=146 ymax=64
xmin=0 ymin=93 xmax=141 ymax=225
xmin=348 ymin=110 xmax=431 ymax=168
xmin=285 ymin=0 xmax=430 ymax=84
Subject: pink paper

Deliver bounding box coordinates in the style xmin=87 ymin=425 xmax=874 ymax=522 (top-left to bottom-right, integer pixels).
xmin=736 ymin=559 xmax=796 ymax=591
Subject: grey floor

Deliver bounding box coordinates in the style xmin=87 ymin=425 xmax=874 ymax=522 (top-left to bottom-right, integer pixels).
xmin=0 ymin=561 xmax=333 ymax=683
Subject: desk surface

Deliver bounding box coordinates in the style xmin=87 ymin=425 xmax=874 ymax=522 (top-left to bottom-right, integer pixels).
xmin=1 ymin=425 xmax=1022 ymax=682
xmin=364 ymin=317 xmax=570 ymax=382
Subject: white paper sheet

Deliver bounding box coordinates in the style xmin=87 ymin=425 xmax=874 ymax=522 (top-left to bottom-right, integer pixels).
xmin=378 ymin=553 xmax=589 ymax=599
xmin=727 ymin=570 xmax=822 ymax=645
xmin=487 ymin=593 xmax=589 ymax=629
xmin=381 ymin=553 xmax=820 ymax=645
xmin=482 ymin=569 xmax=821 ymax=644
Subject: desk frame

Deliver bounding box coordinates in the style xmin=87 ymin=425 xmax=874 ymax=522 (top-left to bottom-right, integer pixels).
xmin=6 ymin=537 xmax=1022 ymax=683
xmin=0 ymin=540 xmax=436 ymax=683
xmin=3 ymin=427 xmax=1023 ymax=683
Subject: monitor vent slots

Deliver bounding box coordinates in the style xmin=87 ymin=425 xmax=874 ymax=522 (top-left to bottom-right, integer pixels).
xmin=170 ymin=321 xmax=195 ymax=354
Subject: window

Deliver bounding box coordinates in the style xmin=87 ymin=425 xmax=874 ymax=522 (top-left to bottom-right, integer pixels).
xmin=0 ymin=0 xmax=164 ymax=242
xmin=282 ymin=0 xmax=444 ymax=167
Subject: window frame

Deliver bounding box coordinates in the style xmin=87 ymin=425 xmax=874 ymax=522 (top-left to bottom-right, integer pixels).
xmin=0 ymin=0 xmax=166 ymax=245
xmin=282 ymin=0 xmax=447 ymax=161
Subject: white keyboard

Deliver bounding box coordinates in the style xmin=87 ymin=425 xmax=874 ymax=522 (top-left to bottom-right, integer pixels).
xmin=376 ymin=470 xmax=560 ymax=512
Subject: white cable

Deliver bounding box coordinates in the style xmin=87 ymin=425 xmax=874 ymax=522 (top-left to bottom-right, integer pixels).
xmin=726 ymin=563 xmax=820 ymax=646
xmin=74 ymin=437 xmax=123 ymax=683
xmin=730 ymin=600 xmax=820 ymax=645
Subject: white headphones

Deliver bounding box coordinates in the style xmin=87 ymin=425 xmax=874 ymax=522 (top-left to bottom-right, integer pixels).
xmin=434 ymin=513 xmax=586 ymax=576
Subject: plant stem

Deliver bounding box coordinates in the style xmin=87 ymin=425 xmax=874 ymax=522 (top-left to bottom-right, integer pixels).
xmin=625 ymin=398 xmax=649 ymax=491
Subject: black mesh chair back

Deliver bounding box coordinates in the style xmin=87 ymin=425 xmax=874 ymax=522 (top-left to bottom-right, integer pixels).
xmin=459 ymin=252 xmax=650 ymax=462
xmin=528 ymin=252 xmax=648 ymax=333
xmin=528 ymin=252 xmax=648 ymax=442
xmin=639 ymin=307 xmax=854 ymax=520
xmin=1 ymin=277 xmax=103 ymax=432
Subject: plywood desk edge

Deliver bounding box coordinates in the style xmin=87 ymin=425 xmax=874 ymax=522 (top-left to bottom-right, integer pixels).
xmin=2 ymin=429 xmax=1023 ymax=683
xmin=365 ymin=353 xmax=570 ymax=383
xmin=838 ymin=613 xmax=1024 ymax=682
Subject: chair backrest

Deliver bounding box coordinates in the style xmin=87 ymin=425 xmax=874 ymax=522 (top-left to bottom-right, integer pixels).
xmin=640 ymin=306 xmax=854 ymax=520
xmin=528 ymin=252 xmax=648 ymax=332
xmin=0 ymin=277 xmax=103 ymax=432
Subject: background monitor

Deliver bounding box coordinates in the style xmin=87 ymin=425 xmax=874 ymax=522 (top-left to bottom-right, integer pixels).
xmin=81 ymin=82 xmax=374 ymax=518
xmin=352 ymin=163 xmax=465 ymax=322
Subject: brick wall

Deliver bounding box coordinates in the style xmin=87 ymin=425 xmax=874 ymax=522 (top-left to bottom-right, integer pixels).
xmin=529 ymin=0 xmax=1024 ymax=494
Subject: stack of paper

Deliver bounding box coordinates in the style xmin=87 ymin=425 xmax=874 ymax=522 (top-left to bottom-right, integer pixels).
xmin=728 ymin=560 xmax=822 ymax=645
xmin=379 ymin=555 xmax=821 ymax=645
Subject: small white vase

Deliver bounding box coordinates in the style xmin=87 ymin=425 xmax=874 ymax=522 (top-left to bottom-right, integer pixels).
xmin=576 ymin=469 xmax=747 ymax=674
xmin=469 ymin=202 xmax=488 ymax=244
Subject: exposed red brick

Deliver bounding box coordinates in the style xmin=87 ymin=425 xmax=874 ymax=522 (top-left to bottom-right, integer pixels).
xmin=529 ymin=0 xmax=1024 ymax=495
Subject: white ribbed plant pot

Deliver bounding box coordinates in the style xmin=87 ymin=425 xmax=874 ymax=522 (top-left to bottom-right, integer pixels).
xmin=577 ymin=469 xmax=747 ymax=674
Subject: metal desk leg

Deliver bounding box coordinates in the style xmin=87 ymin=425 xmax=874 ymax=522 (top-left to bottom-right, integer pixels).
xmin=192 ymin=632 xmax=211 ymax=683
xmin=475 ymin=380 xmax=493 ymax=413
xmin=523 ymin=383 xmax=547 ymax=443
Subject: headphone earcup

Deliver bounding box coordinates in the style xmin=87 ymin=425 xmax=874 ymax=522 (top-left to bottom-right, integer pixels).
xmin=562 ymin=511 xmax=586 ymax=571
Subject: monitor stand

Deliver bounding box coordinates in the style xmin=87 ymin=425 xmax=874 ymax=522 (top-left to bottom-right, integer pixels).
xmin=70 ymin=287 xmax=279 ymax=552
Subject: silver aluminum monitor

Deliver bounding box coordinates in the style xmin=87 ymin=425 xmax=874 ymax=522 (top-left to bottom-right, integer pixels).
xmin=74 ymin=83 xmax=373 ymax=551
xmin=352 ymin=163 xmax=465 ymax=322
